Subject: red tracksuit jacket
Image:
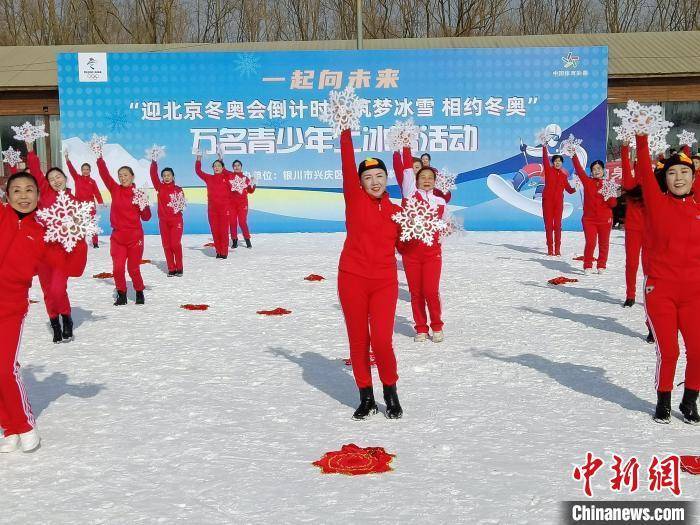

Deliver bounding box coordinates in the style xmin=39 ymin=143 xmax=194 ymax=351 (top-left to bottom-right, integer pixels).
xmin=66 ymin=160 xmax=104 ymax=205
xmin=391 ymin=149 xmax=452 ymax=204
xmin=96 ymin=158 xmax=152 ymax=235
xmin=195 ymin=161 xmax=232 ymax=209
xmin=150 ymin=161 xmax=184 ymax=222
xmin=621 ymin=145 xmax=645 ymax=231
xmin=339 ymin=129 xmax=401 ymax=280
xmin=226 ymin=171 xmax=255 ymax=204
xmin=572 ymin=155 xmax=617 ymax=221
xmin=542 ymin=146 xmax=575 ymax=199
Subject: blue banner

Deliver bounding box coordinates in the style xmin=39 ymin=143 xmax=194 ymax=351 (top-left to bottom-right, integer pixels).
xmin=56 ymin=47 xmax=608 ymax=234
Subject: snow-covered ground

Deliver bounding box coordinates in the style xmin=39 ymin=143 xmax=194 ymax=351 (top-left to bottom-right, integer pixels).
xmin=1 ymin=231 xmax=697 ymax=524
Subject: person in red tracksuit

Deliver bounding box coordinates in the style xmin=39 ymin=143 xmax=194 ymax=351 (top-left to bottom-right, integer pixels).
xmin=65 ymin=153 xmax=103 ymax=248
xmin=338 ymin=128 xmax=403 ymax=421
xmin=633 ymin=133 xmax=700 ymax=425
xmin=226 ymin=159 xmax=255 ymax=249
xmin=570 ymin=153 xmax=617 ymax=274
xmin=26 ymin=142 xmax=88 ymax=343
xmin=97 ymin=155 xmax=152 ymax=306
xmin=194 ymin=155 xmax=231 ymax=259
xmin=0 ymin=171 xmax=86 ymax=454
xmin=393 ymin=146 xmax=450 ymax=343
xmin=150 ymin=161 xmax=185 ymax=276
xmin=541 ymin=146 xmax=576 ymax=256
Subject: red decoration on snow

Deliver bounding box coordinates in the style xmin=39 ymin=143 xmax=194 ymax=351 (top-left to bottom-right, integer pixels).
xmin=313 ymin=444 xmax=395 ymax=475
xmin=93 ymin=272 xmax=113 ymax=279
xmin=180 ymin=304 xmax=209 ymax=311
xmin=573 ymin=255 xmax=596 ymax=261
xmin=304 ymin=274 xmax=326 ymax=281
xmin=140 ymin=259 xmax=152 ymax=264
xmin=681 ymin=456 xmax=700 ymax=475
xmin=257 ymin=307 xmax=292 ymax=316
xmin=548 ymin=276 xmax=579 ymax=285
xmin=204 ymin=242 xmax=215 ymax=247
xmin=29 ymin=300 xmax=38 ymax=304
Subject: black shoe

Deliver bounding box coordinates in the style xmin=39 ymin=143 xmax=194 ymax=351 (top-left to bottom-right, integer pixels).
xmin=232 ymin=239 xmax=238 ymax=249
xmin=135 ymin=291 xmax=145 ymax=305
xmin=653 ymin=391 xmax=672 ymax=424
xmin=244 ymin=238 xmax=252 ymax=249
xmin=114 ymin=291 xmax=127 ymax=306
xmin=175 ymin=269 xmax=183 ymax=276
xmin=92 ymin=243 xmax=99 ymax=249
xmin=623 ymin=298 xmax=635 ymax=307
xmin=352 ymin=387 xmax=378 ymax=420
xmin=50 ymin=317 xmax=63 ymax=343
xmin=646 ymin=329 xmax=655 ymax=344
xmin=383 ymin=384 xmax=403 ymax=419
xmin=61 ymin=314 xmax=73 ymax=341
xmin=680 ymin=388 xmax=700 ymax=425
xmin=215 ymin=254 xmax=222 ymax=259
xmin=167 ymin=270 xmax=176 ymax=277
xmin=220 ymin=255 xmax=227 ymax=260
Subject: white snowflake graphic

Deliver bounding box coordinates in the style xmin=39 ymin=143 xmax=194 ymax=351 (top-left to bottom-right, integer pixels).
xmin=435 ymin=167 xmax=457 ymax=194
xmin=167 ymin=191 xmax=187 ymax=214
xmin=599 ymin=178 xmax=622 ymax=200
xmin=677 ymin=130 xmax=697 ymax=148
xmin=648 ymin=128 xmax=671 ymax=156
xmin=559 ymin=134 xmax=583 ymax=157
xmin=89 ymin=134 xmax=108 ymax=157
xmin=318 ymin=86 xmax=366 ymax=138
xmin=106 ymin=110 xmax=130 ymax=132
xmin=439 ymin=212 xmax=464 ymax=244
xmin=613 ymin=100 xmax=673 ymax=138
xmin=146 ymin=144 xmax=166 ymax=162
xmin=392 ymin=197 xmax=448 ymax=247
xmin=2 ymin=146 xmax=22 ymax=167
xmin=386 ymin=119 xmax=419 ymax=151
xmin=234 ymin=53 xmax=260 ymax=78
xmin=613 ymin=124 xmax=636 ymax=147
xmin=229 ymin=176 xmax=249 ymax=194
xmin=132 ymin=188 xmax=149 ymax=211
xmin=35 ymin=192 xmax=100 ymax=252
xmin=12 ymin=121 xmax=48 ymax=143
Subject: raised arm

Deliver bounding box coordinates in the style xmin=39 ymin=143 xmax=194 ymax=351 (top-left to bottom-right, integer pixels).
xmin=96 ymin=157 xmax=117 ymax=192
xmin=620 ymin=144 xmax=637 ymax=191
xmin=635 ymin=134 xmax=664 ymax=209
xmin=149 ymin=160 xmax=162 ymax=191
xmin=26 ymin=147 xmax=51 ymax=196
xmin=194 ymin=157 xmax=212 ymax=182
xmin=65 ymin=153 xmax=80 ymax=183
xmin=571 ymin=154 xmax=591 ymax=188
xmin=340 ymin=129 xmax=362 ymax=201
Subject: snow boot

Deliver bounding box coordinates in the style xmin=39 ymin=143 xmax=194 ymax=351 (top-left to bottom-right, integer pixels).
xmin=0 ymin=434 xmax=20 ymax=453
xmin=61 ymin=314 xmax=73 ymax=341
xmin=135 ymin=291 xmax=145 ymax=305
xmin=175 ymin=269 xmax=183 ymax=276
xmin=352 ymin=387 xmax=378 ymax=421
xmin=19 ymin=429 xmax=40 ymax=453
xmin=679 ymin=388 xmax=700 ymax=425
xmin=653 ymin=391 xmax=672 ymax=424
xmin=414 ymin=333 xmax=428 ymax=342
xmin=114 ymin=291 xmax=127 ymax=306
xmin=432 ymin=331 xmax=444 ymax=343
xmin=646 ymin=329 xmax=655 ymax=344
xmin=50 ymin=317 xmax=63 ymax=343
xmin=244 ymin=238 xmax=252 ymax=249
xmin=232 ymin=239 xmax=238 ymax=249
xmin=383 ymin=384 xmax=403 ymax=419
xmin=623 ymin=298 xmax=635 ymax=307
xmin=167 ymin=270 xmax=176 ymax=277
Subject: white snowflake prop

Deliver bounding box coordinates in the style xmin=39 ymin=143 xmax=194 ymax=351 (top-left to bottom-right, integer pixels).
xmin=535 ymin=128 xmax=550 ymax=146
xmin=35 ymin=192 xmax=100 ymax=252
xmin=392 ymin=197 xmax=448 ymax=247
xmin=599 ymin=178 xmax=622 ymax=200
xmin=559 ymin=134 xmax=583 ymax=157
xmin=146 ymin=144 xmax=166 ymax=162
xmin=648 ymin=128 xmax=671 ymax=156
xmin=2 ymin=146 xmax=22 ymax=167
xmin=613 ymin=124 xmax=636 ymax=147
xmin=318 ymin=86 xmax=365 ymax=138
xmin=132 ymin=188 xmax=149 ymax=211
xmin=11 ymin=121 xmax=48 ymax=143
xmin=386 ymin=119 xmax=419 ymax=151
xmin=613 ymin=100 xmax=673 ymax=138
xmin=229 ymin=176 xmax=249 ymax=194
xmin=435 ymin=167 xmax=457 ymax=194
xmin=167 ymin=191 xmax=187 ymax=214
xmin=439 ymin=213 xmax=464 ymax=244
xmin=89 ymin=134 xmax=108 ymax=157
xmin=677 ymin=130 xmax=697 ymax=148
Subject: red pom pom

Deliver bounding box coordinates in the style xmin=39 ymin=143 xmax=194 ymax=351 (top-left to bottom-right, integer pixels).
xmin=29 ymin=300 xmax=39 ymax=304
xmin=140 ymin=259 xmax=152 ymax=265
xmin=304 ymin=274 xmax=326 ymax=281
xmin=93 ymin=272 xmax=114 ymax=279
xmin=180 ymin=304 xmax=209 ymax=311
xmin=313 ymin=444 xmax=395 ymax=475
xmin=681 ymin=456 xmax=700 ymax=475
xmin=573 ymin=255 xmax=596 ymax=261
xmin=203 ymin=242 xmax=215 ymax=247
xmin=548 ymin=276 xmax=579 ymax=285
xmin=257 ymin=307 xmax=292 ymax=316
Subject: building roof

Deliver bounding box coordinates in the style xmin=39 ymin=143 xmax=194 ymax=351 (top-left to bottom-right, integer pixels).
xmin=0 ymin=31 xmax=697 ymax=90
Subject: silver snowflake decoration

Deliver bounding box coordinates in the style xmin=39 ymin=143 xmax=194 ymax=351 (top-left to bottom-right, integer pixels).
xmin=599 ymin=178 xmax=622 ymax=200
xmin=386 ymin=119 xmax=419 ymax=151
xmin=392 ymin=197 xmax=448 ymax=247
xmin=12 ymin=121 xmax=48 ymax=143
xmin=613 ymin=100 xmax=673 ymax=138
xmin=2 ymin=146 xmax=22 ymax=167
xmin=132 ymin=188 xmax=149 ymax=211
xmin=438 ymin=212 xmax=464 ymax=244
xmin=613 ymin=124 xmax=636 ymax=148
xmin=167 ymin=191 xmax=187 ymax=214
xmin=89 ymin=134 xmax=108 ymax=157
xmin=677 ymin=130 xmax=697 ymax=148
xmin=435 ymin=167 xmax=457 ymax=193
xmin=318 ymin=86 xmax=365 ymax=138
xmin=648 ymin=128 xmax=671 ymax=156
xmin=559 ymin=134 xmax=583 ymax=157
xmin=146 ymin=144 xmax=166 ymax=162
xmin=229 ymin=175 xmax=249 ymax=194
xmin=234 ymin=53 xmax=260 ymax=78
xmin=35 ymin=191 xmax=100 ymax=252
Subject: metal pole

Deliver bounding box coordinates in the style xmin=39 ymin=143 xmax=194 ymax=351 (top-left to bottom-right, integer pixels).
xmin=356 ymin=0 xmax=363 ymax=50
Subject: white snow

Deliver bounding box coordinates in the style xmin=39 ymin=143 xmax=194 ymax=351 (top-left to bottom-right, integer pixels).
xmin=1 ymin=231 xmax=697 ymax=524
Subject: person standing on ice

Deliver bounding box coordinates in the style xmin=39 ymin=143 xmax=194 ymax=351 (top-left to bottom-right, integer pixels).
xmin=194 ymin=152 xmax=231 ymax=259
xmin=65 ymin=152 xmax=104 ymax=249
xmin=393 ymin=145 xmax=449 ymax=343
xmin=540 ymin=146 xmax=576 ymax=256
xmin=149 ymin=161 xmax=185 ymax=276
xmin=338 ymin=128 xmax=403 ymax=420
xmin=225 ymin=159 xmax=255 ymax=249
xmin=0 ymin=171 xmax=86 ymax=454
xmin=569 ymin=152 xmax=617 ymax=274
xmin=96 ymin=154 xmax=152 ymax=306
xmin=26 ymin=141 xmax=87 ymax=343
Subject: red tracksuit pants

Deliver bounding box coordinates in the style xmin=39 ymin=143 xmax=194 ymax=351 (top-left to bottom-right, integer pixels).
xmin=159 ymin=217 xmax=183 ymax=272
xmin=645 ymin=278 xmax=700 ymax=392
xmin=625 ymin=228 xmax=646 ymax=300
xmin=338 ymin=270 xmax=399 ymax=389
xmin=37 ymin=263 xmax=70 ymax=318
xmin=110 ymin=231 xmax=145 ymax=293
xmin=403 ymin=251 xmax=443 ymax=334
xmin=0 ymin=315 xmax=35 ymax=436
xmin=208 ymin=204 xmax=229 ymax=256
xmin=542 ymin=195 xmax=564 ymax=254
xmin=229 ymin=201 xmax=250 ymax=240
xmin=583 ymin=219 xmax=611 ymax=269
xmin=90 ymin=207 xmax=99 ymax=247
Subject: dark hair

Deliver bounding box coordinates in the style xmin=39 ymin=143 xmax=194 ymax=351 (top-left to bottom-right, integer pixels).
xmin=6 ymin=171 xmax=38 ymax=193
xmin=416 ymin=167 xmax=437 ymax=182
xmin=412 ymin=157 xmax=421 ymax=164
xmin=551 ymin=155 xmax=564 ymax=164
xmin=46 ymin=167 xmax=67 ymax=181
xmin=625 ymin=185 xmax=643 ymax=204
xmin=654 ymin=167 xmax=668 ymax=193
xmin=232 ymin=159 xmax=243 ymax=167
xmin=80 ymin=163 xmax=91 ymax=170
xmin=589 ymin=160 xmax=605 ymax=171
xmin=421 ymin=153 xmax=431 ymax=161
xmin=161 ymin=167 xmax=175 ymax=179
xmin=212 ymin=160 xmax=224 ymax=169
xmin=118 ymin=166 xmax=135 ymax=177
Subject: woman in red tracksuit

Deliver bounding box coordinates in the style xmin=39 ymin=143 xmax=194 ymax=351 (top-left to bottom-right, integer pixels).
xmin=26 ymin=142 xmax=87 ymax=343
xmin=150 ymin=161 xmax=185 ymax=276
xmin=541 ymin=146 xmax=576 ymax=256
xmin=634 ymin=133 xmax=700 ymax=425
xmin=393 ymin=146 xmax=450 ymax=343
xmin=620 ymin=143 xmax=647 ymax=306
xmin=227 ymin=159 xmax=255 ymax=249
xmin=570 ymin=154 xmax=617 ymax=274
xmin=194 ymin=155 xmax=231 ymax=258
xmin=338 ymin=128 xmax=403 ymax=421
xmin=97 ymin=155 xmax=152 ymax=306
xmin=65 ymin=153 xmax=103 ymax=248
xmin=0 ymin=171 xmax=86 ymax=453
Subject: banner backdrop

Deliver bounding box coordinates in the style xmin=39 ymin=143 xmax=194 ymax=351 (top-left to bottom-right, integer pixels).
xmin=56 ymin=47 xmax=608 ymax=234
